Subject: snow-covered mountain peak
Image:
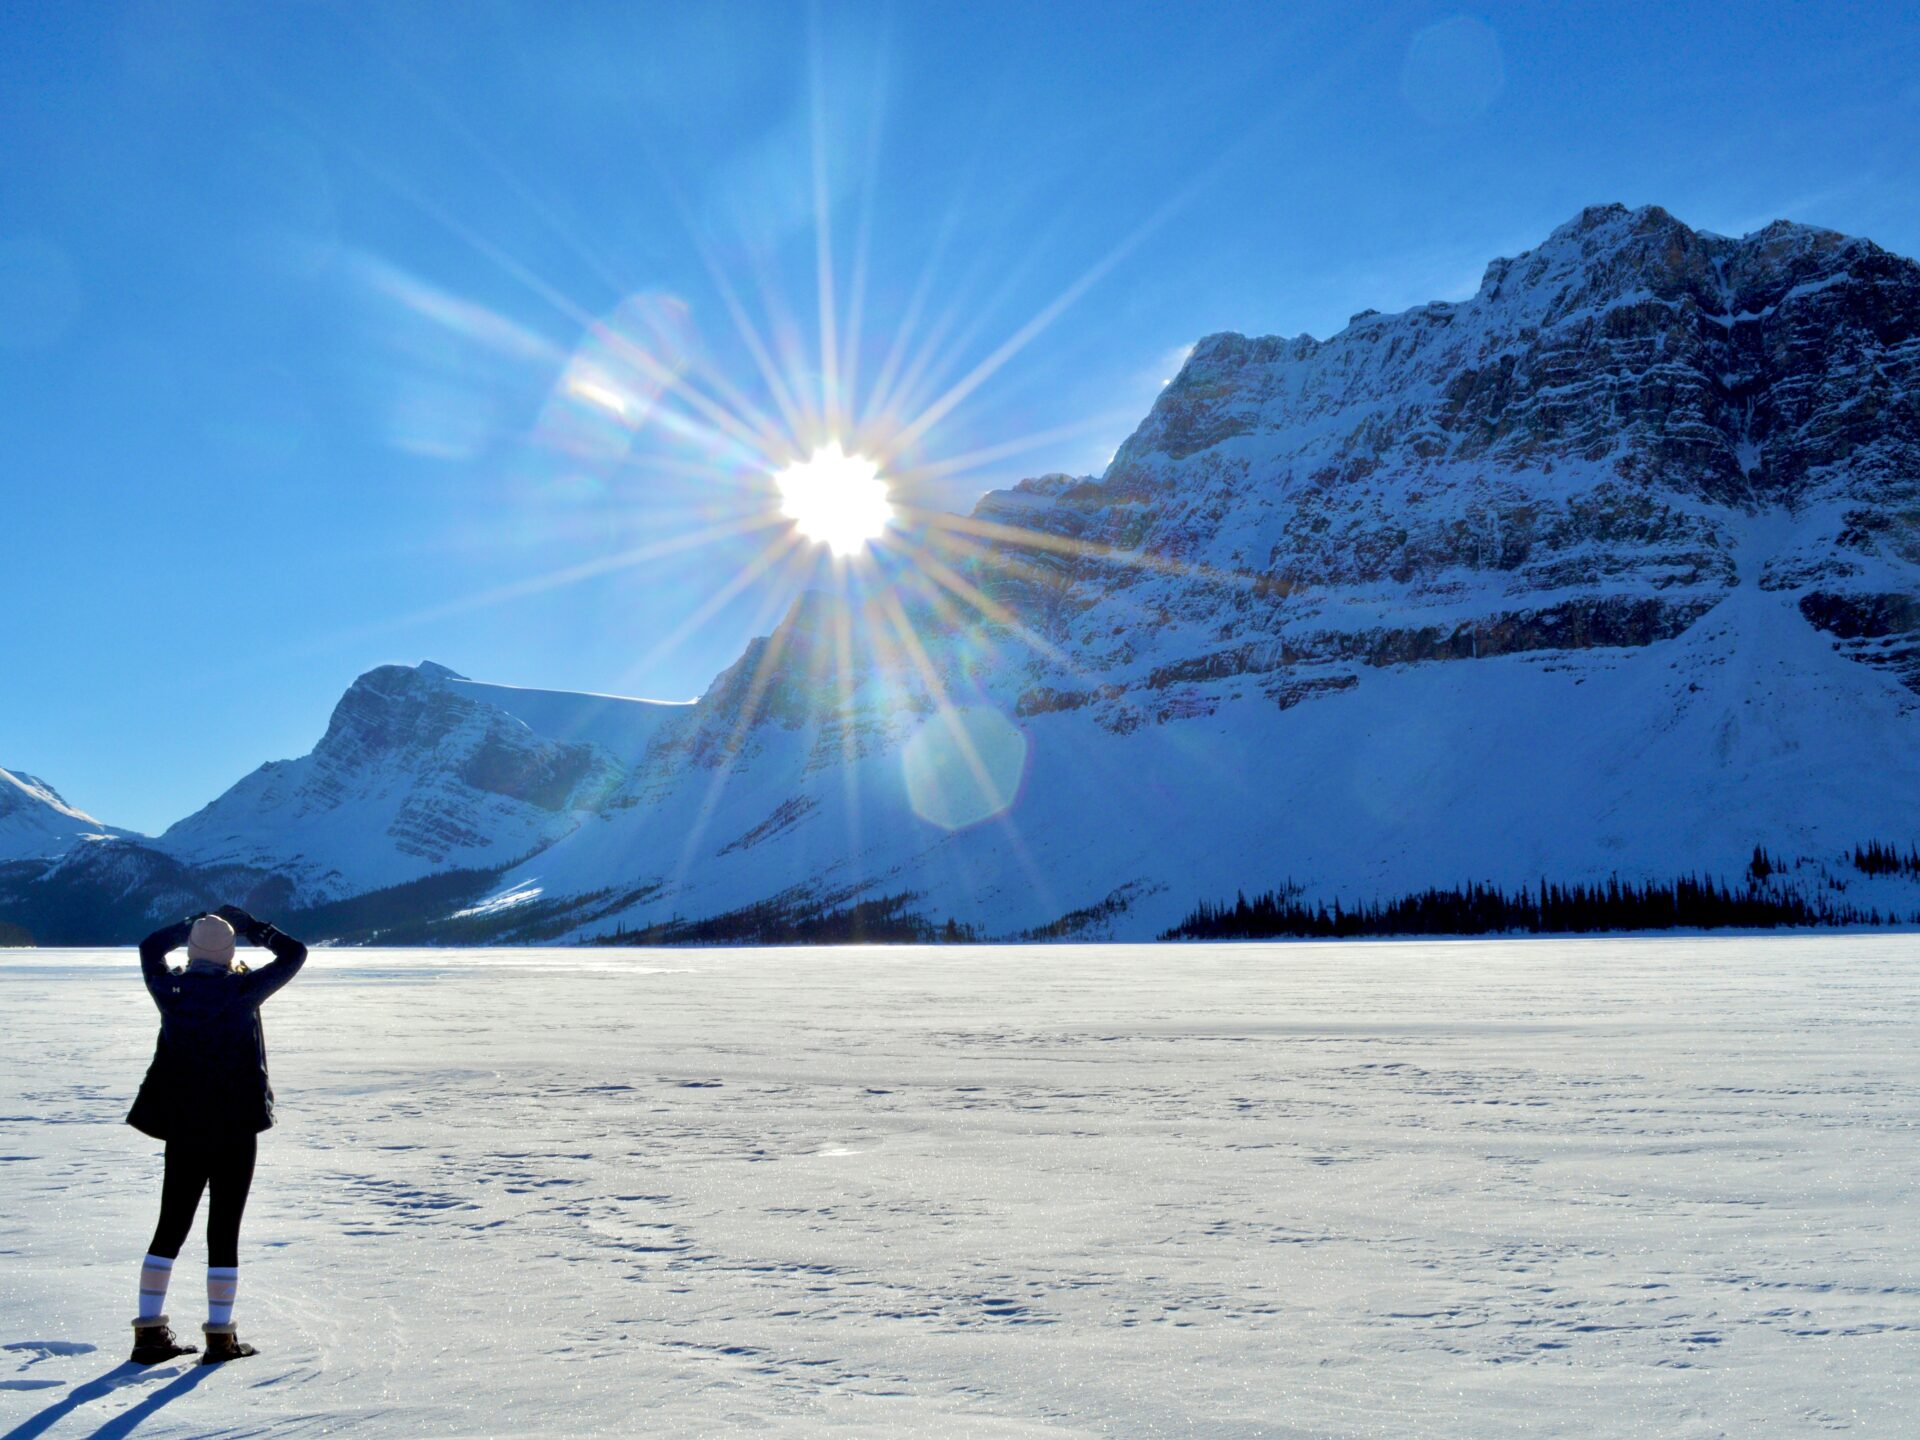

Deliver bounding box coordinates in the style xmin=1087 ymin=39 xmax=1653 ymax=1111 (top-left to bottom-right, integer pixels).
xmin=0 ymin=766 xmax=130 ymax=862
xmin=726 ymin=205 xmax=1918 ymax=783
xmin=1 ymin=769 xmax=80 ymax=819
xmin=156 ymin=659 xmax=675 ymax=903
xmin=312 ymin=659 xmax=687 ymax=767
xmin=1100 ymin=202 xmax=1915 ymax=514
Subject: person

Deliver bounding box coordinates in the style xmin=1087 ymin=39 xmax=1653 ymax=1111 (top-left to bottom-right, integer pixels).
xmin=126 ymin=904 xmax=308 ymax=1366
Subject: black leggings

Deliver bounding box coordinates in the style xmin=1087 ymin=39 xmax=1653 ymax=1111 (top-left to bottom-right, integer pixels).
xmin=147 ymin=1137 xmax=257 ymax=1267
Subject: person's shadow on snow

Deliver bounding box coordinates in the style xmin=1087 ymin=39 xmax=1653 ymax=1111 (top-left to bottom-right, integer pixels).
xmin=0 ymin=1359 xmax=213 ymax=1440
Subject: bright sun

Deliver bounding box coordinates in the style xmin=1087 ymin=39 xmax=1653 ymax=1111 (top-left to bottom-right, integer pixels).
xmin=773 ymin=442 xmax=893 ymax=556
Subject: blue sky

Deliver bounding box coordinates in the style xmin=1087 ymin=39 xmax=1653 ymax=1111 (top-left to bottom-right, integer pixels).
xmin=4 ymin=0 xmax=1917 ymax=834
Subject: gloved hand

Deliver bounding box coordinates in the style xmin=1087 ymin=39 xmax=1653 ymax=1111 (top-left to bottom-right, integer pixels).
xmin=215 ymin=904 xmax=264 ymax=943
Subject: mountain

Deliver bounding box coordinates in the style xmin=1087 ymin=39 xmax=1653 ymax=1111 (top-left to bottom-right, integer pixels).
xmin=464 ymin=202 xmax=1917 ymax=941
xmin=157 ymin=661 xmax=688 ymax=905
xmin=0 ymin=768 xmax=129 ymax=861
xmin=6 ymin=204 xmax=1918 ymax=944
xmin=0 ymin=769 xmax=145 ymax=945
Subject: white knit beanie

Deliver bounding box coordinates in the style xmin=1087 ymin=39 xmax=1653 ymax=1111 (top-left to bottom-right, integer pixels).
xmin=187 ymin=915 xmax=236 ymax=967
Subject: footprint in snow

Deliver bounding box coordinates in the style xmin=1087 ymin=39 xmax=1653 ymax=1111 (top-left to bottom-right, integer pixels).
xmin=5 ymin=1340 xmax=96 ymax=1369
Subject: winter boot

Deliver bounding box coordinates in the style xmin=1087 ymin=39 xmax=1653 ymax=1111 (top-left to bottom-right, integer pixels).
xmin=199 ymin=1322 xmax=258 ymax=1365
xmin=130 ymin=1316 xmax=198 ymax=1365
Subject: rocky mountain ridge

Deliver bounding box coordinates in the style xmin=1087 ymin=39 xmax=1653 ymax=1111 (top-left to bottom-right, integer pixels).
xmin=959 ymin=204 xmax=1920 ymax=719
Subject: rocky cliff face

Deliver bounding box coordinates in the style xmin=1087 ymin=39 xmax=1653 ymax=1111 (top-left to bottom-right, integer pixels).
xmin=944 ymin=205 xmax=1920 ymax=727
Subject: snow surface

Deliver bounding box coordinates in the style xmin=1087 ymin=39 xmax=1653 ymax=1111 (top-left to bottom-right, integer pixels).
xmin=2 ymin=937 xmax=1915 ymax=1436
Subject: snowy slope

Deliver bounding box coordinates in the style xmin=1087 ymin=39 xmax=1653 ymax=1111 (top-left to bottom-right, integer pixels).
xmin=0 ymin=768 xmax=130 ymax=862
xmin=483 ymin=509 xmax=1920 ymax=941
xmin=444 ymin=668 xmax=690 ymax=767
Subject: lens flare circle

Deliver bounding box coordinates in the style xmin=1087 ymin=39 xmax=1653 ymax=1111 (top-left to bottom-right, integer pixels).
xmin=773 ymin=441 xmax=892 ymax=556
xmin=901 ymin=703 xmax=1029 ymax=831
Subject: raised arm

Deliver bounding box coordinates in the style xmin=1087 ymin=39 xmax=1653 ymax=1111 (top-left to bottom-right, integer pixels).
xmin=218 ymin=906 xmax=309 ymax=1004
xmin=138 ymin=919 xmax=193 ymax=1001
xmin=242 ymin=923 xmax=308 ymax=1003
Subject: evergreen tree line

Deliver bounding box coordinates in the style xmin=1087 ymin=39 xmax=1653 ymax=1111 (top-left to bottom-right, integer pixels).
xmin=1163 ymin=873 xmax=1912 ymax=941
xmin=1851 ymin=840 xmax=1920 ymax=877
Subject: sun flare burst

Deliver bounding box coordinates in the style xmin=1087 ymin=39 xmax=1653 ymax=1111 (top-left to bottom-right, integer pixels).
xmin=773 ymin=441 xmax=893 ymax=556
xmin=349 ymin=43 xmax=1204 ymax=870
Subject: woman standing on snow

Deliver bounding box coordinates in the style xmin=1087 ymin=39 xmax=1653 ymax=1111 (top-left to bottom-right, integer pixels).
xmin=126 ymin=905 xmax=308 ymax=1366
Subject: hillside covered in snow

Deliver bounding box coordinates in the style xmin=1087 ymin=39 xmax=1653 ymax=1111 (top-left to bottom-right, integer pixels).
xmin=4 ymin=204 xmax=1918 ymax=944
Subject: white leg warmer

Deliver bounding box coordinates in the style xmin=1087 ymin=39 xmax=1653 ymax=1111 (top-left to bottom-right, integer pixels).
xmin=137 ymin=1254 xmax=173 ymax=1322
xmin=206 ymin=1266 xmax=239 ymax=1329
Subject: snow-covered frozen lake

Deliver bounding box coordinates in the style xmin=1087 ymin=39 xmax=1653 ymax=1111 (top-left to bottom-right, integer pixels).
xmin=1 ymin=938 xmax=1914 ymax=1437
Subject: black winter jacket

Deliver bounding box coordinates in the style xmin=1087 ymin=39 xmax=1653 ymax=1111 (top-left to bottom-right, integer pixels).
xmin=127 ymin=920 xmax=308 ymax=1144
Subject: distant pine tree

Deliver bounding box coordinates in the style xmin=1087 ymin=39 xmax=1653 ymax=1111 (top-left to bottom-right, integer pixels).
xmin=1851 ymin=839 xmax=1920 ymax=876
